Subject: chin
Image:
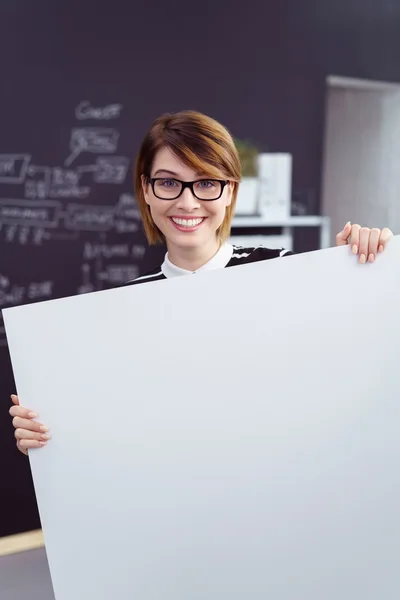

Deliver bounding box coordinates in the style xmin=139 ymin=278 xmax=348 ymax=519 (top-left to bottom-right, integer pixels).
xmin=171 ymin=234 xmax=205 ymax=249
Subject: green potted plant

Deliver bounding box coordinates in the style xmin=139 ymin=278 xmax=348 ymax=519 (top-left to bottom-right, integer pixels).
xmin=234 ymin=138 xmax=260 ymax=215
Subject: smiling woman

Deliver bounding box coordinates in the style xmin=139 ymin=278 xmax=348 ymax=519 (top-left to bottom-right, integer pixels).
xmin=130 ymin=110 xmax=293 ymax=277
xmin=135 ymin=111 xmax=240 ymax=243
xmin=8 ymin=109 xmax=394 ymax=455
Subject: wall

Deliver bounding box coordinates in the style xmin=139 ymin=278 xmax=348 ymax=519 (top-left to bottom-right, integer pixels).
xmin=321 ymin=82 xmax=400 ymax=237
xmin=1 ymin=0 xmax=400 ymax=538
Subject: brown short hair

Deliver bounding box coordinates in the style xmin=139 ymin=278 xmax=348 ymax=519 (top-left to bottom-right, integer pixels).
xmin=133 ymin=110 xmax=242 ymax=245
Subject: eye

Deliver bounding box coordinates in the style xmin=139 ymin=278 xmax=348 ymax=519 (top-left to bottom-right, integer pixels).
xmin=196 ymin=180 xmax=217 ymax=189
xmin=159 ymin=178 xmax=179 ymax=187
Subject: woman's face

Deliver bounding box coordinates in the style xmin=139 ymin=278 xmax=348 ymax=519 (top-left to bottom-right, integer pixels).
xmin=142 ymin=147 xmax=233 ymax=252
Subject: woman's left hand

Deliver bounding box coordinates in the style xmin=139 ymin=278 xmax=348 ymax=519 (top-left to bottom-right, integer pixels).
xmin=335 ymin=222 xmax=393 ymax=263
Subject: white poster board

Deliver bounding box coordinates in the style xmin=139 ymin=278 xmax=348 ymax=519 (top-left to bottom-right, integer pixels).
xmin=3 ymin=238 xmax=400 ymax=600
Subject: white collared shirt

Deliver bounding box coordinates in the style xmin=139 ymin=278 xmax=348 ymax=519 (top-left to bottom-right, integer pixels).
xmin=126 ymin=244 xmax=292 ymax=285
xmin=161 ymin=243 xmax=234 ymax=278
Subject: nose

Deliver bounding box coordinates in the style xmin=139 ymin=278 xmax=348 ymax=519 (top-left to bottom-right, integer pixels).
xmin=174 ymin=186 xmax=201 ymax=211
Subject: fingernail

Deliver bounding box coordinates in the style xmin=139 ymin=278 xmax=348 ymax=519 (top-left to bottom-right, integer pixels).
xmin=368 ymin=253 xmax=375 ymax=263
xmin=41 ymin=434 xmax=51 ymax=440
xmin=10 ymin=394 xmax=16 ymax=399
xmin=40 ymin=425 xmax=49 ymax=432
xmin=360 ymin=254 xmax=366 ymax=264
xmin=379 ymin=245 xmax=384 ymax=252
xmin=39 ymin=442 xmax=47 ymax=446
xmin=28 ymin=412 xmax=38 ymax=418
xmin=352 ymin=245 xmax=358 ymax=254
xmin=345 ymin=221 xmax=351 ymax=228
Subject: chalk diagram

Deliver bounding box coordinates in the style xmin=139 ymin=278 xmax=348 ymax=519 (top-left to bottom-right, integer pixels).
xmin=0 ymin=102 xmax=146 ymax=345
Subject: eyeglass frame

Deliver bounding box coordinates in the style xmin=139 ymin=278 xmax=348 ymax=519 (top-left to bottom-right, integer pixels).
xmin=146 ymin=176 xmax=229 ymax=201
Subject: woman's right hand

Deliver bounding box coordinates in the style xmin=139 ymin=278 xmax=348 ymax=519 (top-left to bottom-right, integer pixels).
xmin=9 ymin=394 xmax=50 ymax=456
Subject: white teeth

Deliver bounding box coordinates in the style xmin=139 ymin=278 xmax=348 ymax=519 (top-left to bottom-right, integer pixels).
xmin=171 ymin=218 xmax=204 ymax=228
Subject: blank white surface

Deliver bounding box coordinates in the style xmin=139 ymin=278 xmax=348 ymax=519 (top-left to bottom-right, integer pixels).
xmin=3 ymin=237 xmax=400 ymax=600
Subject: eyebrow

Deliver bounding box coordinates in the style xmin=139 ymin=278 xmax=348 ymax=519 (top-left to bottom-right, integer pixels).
xmin=153 ymin=169 xmax=180 ymax=177
xmin=152 ymin=169 xmax=209 ymax=178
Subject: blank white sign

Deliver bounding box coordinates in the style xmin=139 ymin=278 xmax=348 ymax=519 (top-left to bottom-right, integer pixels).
xmin=4 ymin=238 xmax=400 ymax=600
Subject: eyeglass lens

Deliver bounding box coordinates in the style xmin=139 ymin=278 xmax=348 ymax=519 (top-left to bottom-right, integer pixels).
xmin=154 ymin=179 xmax=223 ymax=200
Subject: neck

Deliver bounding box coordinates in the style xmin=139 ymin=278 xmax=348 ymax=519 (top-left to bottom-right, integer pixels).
xmin=166 ymin=237 xmax=222 ymax=272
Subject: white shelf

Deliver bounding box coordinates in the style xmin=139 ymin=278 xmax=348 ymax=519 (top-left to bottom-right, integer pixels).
xmin=231 ymin=215 xmax=329 ymax=227
xmin=231 ymin=215 xmax=331 ymax=249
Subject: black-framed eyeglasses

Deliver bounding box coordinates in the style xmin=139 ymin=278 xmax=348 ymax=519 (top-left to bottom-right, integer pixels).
xmin=147 ymin=177 xmax=229 ymax=201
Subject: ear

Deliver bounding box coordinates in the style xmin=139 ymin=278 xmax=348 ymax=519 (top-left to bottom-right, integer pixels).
xmin=225 ymin=181 xmax=234 ymax=207
xmin=141 ymin=174 xmax=151 ymax=206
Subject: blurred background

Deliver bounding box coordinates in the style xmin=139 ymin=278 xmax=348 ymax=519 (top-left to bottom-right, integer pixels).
xmin=1 ymin=0 xmax=400 ymax=545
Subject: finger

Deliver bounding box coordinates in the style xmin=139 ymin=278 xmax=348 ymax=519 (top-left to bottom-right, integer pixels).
xmin=378 ymin=227 xmax=394 ymax=252
xmin=15 ymin=426 xmax=50 ymax=441
xmin=16 ymin=441 xmax=29 ymax=456
xmin=12 ymin=415 xmax=48 ymax=434
xmin=9 ymin=404 xmax=39 ymax=420
xmin=367 ymin=228 xmax=381 ymax=262
xmin=358 ymin=227 xmax=371 ymax=263
xmin=17 ymin=438 xmax=47 ymax=451
xmin=10 ymin=394 xmax=19 ymax=406
xmin=349 ymin=224 xmax=361 ymax=254
xmin=335 ymin=221 xmax=352 ymax=246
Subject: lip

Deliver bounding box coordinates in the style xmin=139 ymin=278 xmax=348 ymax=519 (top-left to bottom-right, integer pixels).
xmin=168 ymin=216 xmax=207 ymax=232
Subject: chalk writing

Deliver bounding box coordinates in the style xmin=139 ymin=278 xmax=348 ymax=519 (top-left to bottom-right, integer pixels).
xmin=17 ymin=226 xmax=30 ymax=245
xmin=49 ymin=185 xmax=91 ymax=199
xmin=114 ymin=220 xmax=139 ymax=233
xmin=52 ymin=168 xmax=81 ymax=186
xmin=77 ymin=264 xmax=95 ymax=295
xmin=3 ymin=224 xmax=17 ymax=243
xmin=0 ymin=277 xmax=54 ymax=308
xmin=97 ymin=264 xmax=139 ymax=284
xmin=113 ymin=194 xmax=141 ymax=233
xmin=131 ymin=245 xmax=146 ymax=260
xmin=0 ymin=154 xmax=31 ymax=183
xmin=25 ymin=165 xmax=51 ymax=199
xmin=77 ymin=157 xmax=130 ymax=185
xmin=0 ymin=197 xmax=141 ymax=238
xmin=28 ymin=281 xmax=53 ymax=300
xmin=83 ymin=242 xmax=130 ymax=260
xmin=94 ymin=156 xmax=129 ymax=184
xmin=0 ymin=102 xmax=145 ymax=257
xmin=75 ymin=101 xmax=123 ymax=121
xmin=25 ymin=180 xmax=48 ymax=199
xmin=64 ymin=204 xmax=115 ymax=231
xmin=32 ymin=228 xmax=47 ymax=245
xmin=0 ymin=274 xmax=55 ymax=345
xmin=0 ymin=199 xmax=62 ymax=228
xmin=65 ymin=128 xmax=119 ymax=167
xmin=0 ymin=225 xmax=54 ymax=245
xmin=116 ymin=193 xmax=141 ymax=220
xmin=0 ymin=285 xmax=24 ymax=306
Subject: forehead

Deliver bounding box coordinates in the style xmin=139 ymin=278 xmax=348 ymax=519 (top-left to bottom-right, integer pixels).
xmin=151 ymin=146 xmax=200 ymax=178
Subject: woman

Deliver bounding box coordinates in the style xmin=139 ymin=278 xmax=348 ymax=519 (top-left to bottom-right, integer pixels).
xmin=9 ymin=109 xmax=394 ymax=455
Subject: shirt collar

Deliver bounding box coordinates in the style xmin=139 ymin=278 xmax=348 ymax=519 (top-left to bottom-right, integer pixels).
xmin=161 ymin=243 xmax=234 ymax=278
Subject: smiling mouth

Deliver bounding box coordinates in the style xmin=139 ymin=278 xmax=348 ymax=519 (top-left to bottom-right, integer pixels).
xmin=169 ymin=217 xmax=206 ymax=230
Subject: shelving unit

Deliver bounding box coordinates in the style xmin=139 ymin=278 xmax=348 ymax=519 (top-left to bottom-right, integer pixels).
xmin=230 ymin=215 xmax=331 ymax=250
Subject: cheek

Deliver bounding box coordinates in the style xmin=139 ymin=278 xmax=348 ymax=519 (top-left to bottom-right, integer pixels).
xmin=148 ymin=200 xmax=170 ymax=232
xmin=205 ymin=201 xmax=228 ymax=228
xmin=149 ymin=203 xmax=163 ymax=223
xmin=207 ymin=190 xmax=231 ymax=218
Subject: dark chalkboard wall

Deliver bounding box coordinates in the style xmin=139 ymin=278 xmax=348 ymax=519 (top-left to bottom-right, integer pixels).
xmin=2 ymin=0 xmax=400 ymax=538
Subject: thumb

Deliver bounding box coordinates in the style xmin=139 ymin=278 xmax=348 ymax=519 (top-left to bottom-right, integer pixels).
xmin=336 ymin=221 xmax=351 ymax=246
xmin=10 ymin=394 xmax=19 ymax=405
